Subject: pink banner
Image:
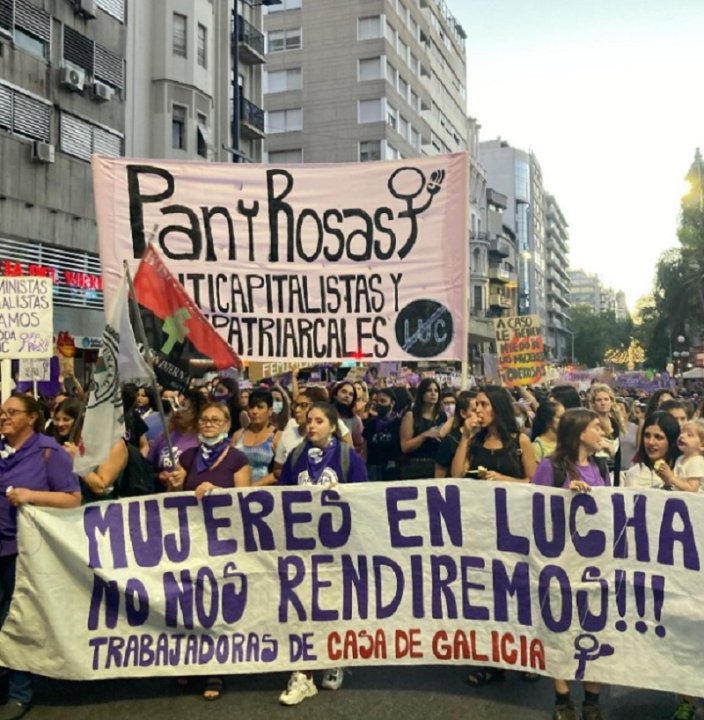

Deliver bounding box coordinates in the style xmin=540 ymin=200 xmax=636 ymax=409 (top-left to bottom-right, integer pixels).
xmin=92 ymin=154 xmax=469 ymax=362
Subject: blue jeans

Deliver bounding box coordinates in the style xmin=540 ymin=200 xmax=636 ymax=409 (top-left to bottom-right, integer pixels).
xmin=0 ymin=555 xmax=33 ymax=704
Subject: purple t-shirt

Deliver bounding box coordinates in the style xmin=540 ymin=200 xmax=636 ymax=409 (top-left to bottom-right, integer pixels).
xmin=0 ymin=433 xmax=79 ymax=557
xmin=279 ymin=439 xmax=368 ymax=486
xmin=179 ymin=445 xmax=249 ymax=491
xmin=148 ymin=431 xmax=200 ymax=473
xmin=531 ymin=458 xmax=609 ymax=489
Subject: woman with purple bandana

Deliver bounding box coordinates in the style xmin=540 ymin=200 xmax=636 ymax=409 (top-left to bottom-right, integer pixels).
xmin=277 ymin=401 xmax=367 ymax=705
xmin=166 ymin=401 xmax=250 ymax=701
xmin=0 ymin=393 xmax=80 ymax=720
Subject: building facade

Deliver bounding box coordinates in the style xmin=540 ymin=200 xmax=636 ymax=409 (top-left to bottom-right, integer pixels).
xmin=126 ymin=0 xmax=269 ymax=163
xmin=0 ymin=0 xmax=127 ymax=376
xmin=262 ymin=0 xmax=468 ymax=164
xmin=544 ymin=193 xmax=571 ymax=360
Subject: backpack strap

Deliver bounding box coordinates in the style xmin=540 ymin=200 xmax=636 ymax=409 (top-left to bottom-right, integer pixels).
xmin=289 ymin=441 xmax=306 ymax=472
xmin=594 ymin=455 xmax=611 ymax=485
xmin=549 ymin=457 xmax=567 ymax=488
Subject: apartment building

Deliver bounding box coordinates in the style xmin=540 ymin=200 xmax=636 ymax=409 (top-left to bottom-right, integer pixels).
xmin=262 ymin=0 xmax=469 ymax=163
xmin=544 ymin=193 xmax=571 ymax=360
xmin=0 ymin=0 xmax=127 ymax=373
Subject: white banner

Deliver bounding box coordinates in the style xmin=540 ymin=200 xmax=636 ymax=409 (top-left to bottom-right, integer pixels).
xmin=0 ymin=481 xmax=701 ymax=696
xmin=0 ymin=277 xmax=53 ymax=359
xmin=92 ymin=154 xmax=470 ymax=362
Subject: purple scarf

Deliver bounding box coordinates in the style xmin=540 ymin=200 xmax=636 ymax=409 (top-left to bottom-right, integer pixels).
xmin=195 ymin=437 xmax=231 ymax=473
xmin=305 ymin=437 xmax=339 ymax=484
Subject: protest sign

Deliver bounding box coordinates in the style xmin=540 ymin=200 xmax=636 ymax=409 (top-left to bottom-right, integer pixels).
xmin=92 ymin=154 xmax=469 ymax=362
xmin=0 ymin=277 xmax=53 ymax=359
xmin=0 ymin=481 xmax=702 ymax=697
xmin=248 ymin=360 xmax=318 ymax=382
xmin=494 ymin=315 xmax=545 ymax=387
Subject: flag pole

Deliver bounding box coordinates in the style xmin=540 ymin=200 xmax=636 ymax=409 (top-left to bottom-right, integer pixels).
xmin=123 ymin=259 xmax=178 ymax=473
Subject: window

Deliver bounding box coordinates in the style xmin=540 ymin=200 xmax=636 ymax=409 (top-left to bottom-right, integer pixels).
xmin=266 ymin=67 xmax=302 ymax=93
xmin=60 ymin=112 xmax=122 ymax=161
xmin=357 ymin=15 xmax=382 ymax=40
xmin=97 ymin=0 xmax=126 ymax=23
xmin=386 ymin=103 xmax=397 ymax=130
xmin=172 ymin=105 xmax=186 ymax=149
xmin=358 ymin=56 xmax=382 ymax=81
xmin=386 ymin=60 xmax=397 ymax=87
xmin=267 ymin=28 xmax=301 ymax=52
xmin=398 ymin=75 xmax=408 ymax=100
xmin=384 ymin=142 xmax=400 ymax=160
xmin=398 ymin=39 xmax=408 ymax=63
xmin=359 ymin=140 xmax=381 ymax=162
xmin=266 ymin=108 xmax=302 ymax=133
xmin=358 ymin=98 xmax=382 ymax=123
xmin=268 ymin=148 xmax=303 ymax=163
xmin=2 ymin=0 xmax=51 ymax=59
xmin=196 ymin=113 xmax=208 ymax=158
xmin=0 ymin=82 xmax=52 ymax=142
xmin=266 ymin=0 xmax=301 ymax=9
xmin=410 ymin=53 xmax=418 ymax=74
xmin=410 ymin=126 xmax=420 ymax=150
xmin=197 ymin=24 xmax=207 ymax=68
xmin=173 ymin=13 xmax=187 ymax=57
xmin=473 ymin=285 xmax=483 ymax=311
xmin=398 ymin=114 xmax=408 ymax=140
xmin=384 ymin=20 xmax=396 ymax=47
xmin=410 ymin=89 xmax=419 ymax=111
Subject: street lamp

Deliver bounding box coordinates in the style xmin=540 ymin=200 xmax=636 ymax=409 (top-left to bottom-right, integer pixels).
xmin=673 ymin=334 xmax=690 ymax=382
xmin=231 ymin=0 xmax=282 ymax=163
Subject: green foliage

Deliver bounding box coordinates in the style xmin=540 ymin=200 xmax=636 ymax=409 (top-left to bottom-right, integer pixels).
xmin=571 ymin=305 xmax=634 ymax=368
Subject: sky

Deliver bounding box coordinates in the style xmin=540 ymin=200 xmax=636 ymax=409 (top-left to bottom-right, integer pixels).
xmin=452 ymin=0 xmax=704 ymax=315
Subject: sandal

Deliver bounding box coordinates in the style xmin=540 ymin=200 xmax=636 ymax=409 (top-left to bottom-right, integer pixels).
xmin=203 ymin=676 xmax=223 ymax=701
xmin=467 ymin=667 xmax=505 ymax=686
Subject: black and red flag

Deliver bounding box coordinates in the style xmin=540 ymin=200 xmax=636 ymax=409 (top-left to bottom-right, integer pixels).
xmin=132 ymin=244 xmax=241 ymax=389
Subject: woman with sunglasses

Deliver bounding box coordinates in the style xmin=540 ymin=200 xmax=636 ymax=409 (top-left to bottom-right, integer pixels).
xmin=166 ymin=401 xmax=251 ymax=701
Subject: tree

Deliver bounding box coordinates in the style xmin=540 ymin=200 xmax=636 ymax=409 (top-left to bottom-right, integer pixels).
xmin=571 ymin=305 xmax=633 ymax=368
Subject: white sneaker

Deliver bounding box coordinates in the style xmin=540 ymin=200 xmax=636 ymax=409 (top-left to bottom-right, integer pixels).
xmin=279 ymin=671 xmax=318 ymax=706
xmin=321 ymin=667 xmax=344 ymax=690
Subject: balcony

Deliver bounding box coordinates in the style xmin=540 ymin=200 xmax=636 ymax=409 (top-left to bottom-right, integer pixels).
xmin=489 ymin=236 xmax=511 ymax=257
xmin=489 ymin=265 xmax=510 ymax=283
xmin=239 ymin=97 xmax=265 ymax=139
xmin=232 ymin=14 xmax=266 ymax=65
xmin=489 ymin=293 xmax=512 ymax=309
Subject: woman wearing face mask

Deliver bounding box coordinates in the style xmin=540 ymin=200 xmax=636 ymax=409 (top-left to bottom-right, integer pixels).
xmin=270 ymin=384 xmax=291 ymax=432
xmin=210 ymin=377 xmax=247 ymax=435
xmin=363 ymin=388 xmax=402 ymax=480
xmin=166 ymin=401 xmax=251 ymax=701
xmin=435 ymin=391 xmax=478 ymax=478
xmin=330 ymin=381 xmax=364 ymax=454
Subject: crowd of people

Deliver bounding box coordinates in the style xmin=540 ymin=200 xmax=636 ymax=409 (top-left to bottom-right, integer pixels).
xmin=0 ymin=370 xmax=702 ymax=720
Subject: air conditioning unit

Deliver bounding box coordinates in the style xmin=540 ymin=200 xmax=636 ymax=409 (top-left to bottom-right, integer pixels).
xmin=92 ymin=80 xmax=112 ymax=102
xmin=60 ymin=64 xmax=85 ymax=92
xmin=31 ymin=141 xmax=55 ymax=164
xmin=76 ymin=0 xmax=97 ymax=19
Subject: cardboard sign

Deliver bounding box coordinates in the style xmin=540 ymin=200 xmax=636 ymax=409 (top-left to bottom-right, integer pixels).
xmin=0 ymin=277 xmax=53 ymax=359
xmin=494 ymin=315 xmax=545 ymax=387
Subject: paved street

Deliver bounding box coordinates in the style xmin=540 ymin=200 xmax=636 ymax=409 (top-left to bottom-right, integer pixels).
xmin=19 ymin=665 xmax=688 ymax=720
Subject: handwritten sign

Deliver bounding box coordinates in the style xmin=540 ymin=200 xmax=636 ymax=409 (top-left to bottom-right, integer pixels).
xmin=1 ymin=481 xmax=703 ymax=698
xmin=92 ymin=155 xmax=469 ymax=362
xmin=494 ymin=314 xmax=545 ymax=387
xmin=0 ymin=277 xmax=53 ymax=359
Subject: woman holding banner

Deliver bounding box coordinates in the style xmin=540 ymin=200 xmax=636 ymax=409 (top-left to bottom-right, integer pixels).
xmin=278 ymin=401 xmax=366 ymax=705
xmin=166 ymin=401 xmax=251 ymax=701
xmin=0 ymin=393 xmax=81 ymax=720
xmin=530 ymin=408 xmax=611 ymax=720
xmin=451 ymin=384 xmax=537 ymax=685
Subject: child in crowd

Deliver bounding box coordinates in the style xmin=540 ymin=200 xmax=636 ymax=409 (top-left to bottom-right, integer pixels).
xmin=654 ymin=418 xmax=704 ymax=720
